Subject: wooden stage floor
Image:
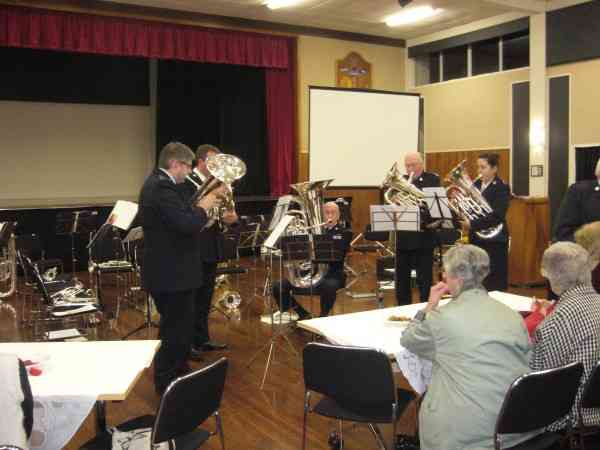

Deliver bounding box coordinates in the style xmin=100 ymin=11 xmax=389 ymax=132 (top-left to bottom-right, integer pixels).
xmin=0 ymin=254 xmax=546 ymax=450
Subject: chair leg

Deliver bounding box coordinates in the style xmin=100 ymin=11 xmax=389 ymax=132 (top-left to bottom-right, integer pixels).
xmin=368 ymin=424 xmax=388 ymax=450
xmin=215 ymin=411 xmax=225 ymax=450
xmin=302 ymin=391 xmax=310 ymax=450
xmin=338 ymin=419 xmax=344 ymax=450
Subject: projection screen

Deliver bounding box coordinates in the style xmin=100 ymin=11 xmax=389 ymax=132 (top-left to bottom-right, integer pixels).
xmin=309 ymin=87 xmax=421 ymax=187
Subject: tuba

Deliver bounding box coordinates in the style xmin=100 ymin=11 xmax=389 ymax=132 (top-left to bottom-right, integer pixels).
xmin=0 ymin=222 xmax=17 ymax=300
xmin=190 ymin=153 xmax=246 ymax=225
xmin=381 ymin=163 xmax=426 ymax=207
xmin=214 ymin=274 xmax=242 ymax=312
xmin=283 ymin=179 xmax=333 ymax=289
xmin=444 ymin=160 xmax=503 ymax=240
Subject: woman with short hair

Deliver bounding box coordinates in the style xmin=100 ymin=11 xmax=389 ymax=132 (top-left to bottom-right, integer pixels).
xmin=531 ymin=241 xmax=600 ymax=430
xmin=401 ymin=244 xmax=533 ymax=450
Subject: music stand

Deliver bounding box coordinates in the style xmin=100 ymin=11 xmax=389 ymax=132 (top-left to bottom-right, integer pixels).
xmin=56 ymin=210 xmax=98 ymax=279
xmin=246 ymin=218 xmax=302 ymax=390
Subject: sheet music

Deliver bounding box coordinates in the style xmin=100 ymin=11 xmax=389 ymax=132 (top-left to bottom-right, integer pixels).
xmin=108 ymin=200 xmax=138 ymax=231
xmin=370 ymin=205 xmax=419 ymax=232
xmin=263 ymin=215 xmax=294 ymax=249
xmin=422 ymin=187 xmax=453 ymax=220
xmin=268 ymin=195 xmax=295 ymax=231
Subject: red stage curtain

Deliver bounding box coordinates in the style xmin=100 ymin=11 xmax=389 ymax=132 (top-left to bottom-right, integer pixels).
xmin=265 ymin=38 xmax=296 ymax=196
xmin=0 ymin=5 xmax=296 ymax=195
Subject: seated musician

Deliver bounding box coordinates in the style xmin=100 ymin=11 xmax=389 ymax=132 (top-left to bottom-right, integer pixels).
xmin=272 ymin=202 xmax=350 ymax=319
xmin=531 ymin=242 xmax=600 ymax=431
xmin=401 ymin=245 xmax=534 ymax=450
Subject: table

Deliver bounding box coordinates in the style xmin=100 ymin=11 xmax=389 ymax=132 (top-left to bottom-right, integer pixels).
xmin=297 ymin=291 xmax=532 ymax=393
xmin=0 ymin=340 xmax=159 ymax=450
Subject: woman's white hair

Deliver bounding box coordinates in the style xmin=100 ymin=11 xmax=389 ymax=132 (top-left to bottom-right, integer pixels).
xmin=541 ymin=242 xmax=592 ymax=295
xmin=575 ymin=221 xmax=600 ymax=268
xmin=443 ymin=244 xmax=490 ymax=293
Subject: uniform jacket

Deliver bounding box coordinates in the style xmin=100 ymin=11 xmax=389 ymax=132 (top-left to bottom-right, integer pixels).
xmin=139 ymin=169 xmax=208 ymax=293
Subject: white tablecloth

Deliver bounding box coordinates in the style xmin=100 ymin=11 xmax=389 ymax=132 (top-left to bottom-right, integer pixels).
xmin=298 ymin=291 xmax=532 ymax=394
xmin=0 ymin=340 xmax=159 ymax=449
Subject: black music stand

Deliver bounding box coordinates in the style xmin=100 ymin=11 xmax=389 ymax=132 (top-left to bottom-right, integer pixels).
xmin=56 ymin=210 xmax=98 ymax=278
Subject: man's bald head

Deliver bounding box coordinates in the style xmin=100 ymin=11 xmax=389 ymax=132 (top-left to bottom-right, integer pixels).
xmin=404 ymin=152 xmax=424 ymax=178
xmin=323 ymin=202 xmax=340 ymax=227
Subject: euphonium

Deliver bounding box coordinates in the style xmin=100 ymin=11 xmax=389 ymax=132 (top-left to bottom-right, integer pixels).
xmin=444 ymin=160 xmax=503 ymax=240
xmin=0 ymin=223 xmax=17 ymax=300
xmin=190 ymin=153 xmax=246 ymax=224
xmin=381 ymin=163 xmax=426 ymax=207
xmin=283 ymin=179 xmax=333 ymax=289
xmin=213 ymin=274 xmax=242 ymax=311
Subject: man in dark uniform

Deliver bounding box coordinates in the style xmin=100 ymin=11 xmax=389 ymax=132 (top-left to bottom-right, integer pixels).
xmin=554 ymin=159 xmax=600 ymax=242
xmin=395 ymin=152 xmax=441 ymax=305
xmin=180 ymin=144 xmax=237 ymax=356
xmin=272 ymin=202 xmax=351 ymax=318
xmin=139 ymin=142 xmax=220 ymax=394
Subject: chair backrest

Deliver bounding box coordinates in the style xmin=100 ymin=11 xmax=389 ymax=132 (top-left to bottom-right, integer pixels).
xmin=152 ymin=357 xmax=228 ymax=444
xmin=496 ymin=361 xmax=583 ymax=435
xmin=581 ymin=360 xmax=600 ymax=409
xmin=15 ymin=234 xmax=42 ymax=260
xmin=19 ymin=254 xmax=51 ymax=304
xmin=303 ymin=343 xmax=396 ymax=419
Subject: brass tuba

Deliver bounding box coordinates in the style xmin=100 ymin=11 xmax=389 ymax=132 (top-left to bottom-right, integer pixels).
xmin=381 ymin=163 xmax=426 ymax=207
xmin=0 ymin=222 xmax=17 ymax=300
xmin=190 ymin=153 xmax=246 ymax=225
xmin=444 ymin=160 xmax=503 ymax=240
xmin=283 ymin=179 xmax=333 ymax=289
xmin=214 ymin=274 xmax=242 ymax=312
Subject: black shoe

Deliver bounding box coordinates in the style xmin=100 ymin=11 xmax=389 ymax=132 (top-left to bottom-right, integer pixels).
xmin=198 ymin=341 xmax=228 ymax=351
xmin=188 ymin=347 xmax=205 ymax=361
xmin=296 ymin=309 xmax=313 ymax=321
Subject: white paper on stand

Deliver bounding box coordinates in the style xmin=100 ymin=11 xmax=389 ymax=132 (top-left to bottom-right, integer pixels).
xmin=263 ymin=215 xmax=294 ymax=250
xmin=108 ymin=201 xmax=138 ymax=231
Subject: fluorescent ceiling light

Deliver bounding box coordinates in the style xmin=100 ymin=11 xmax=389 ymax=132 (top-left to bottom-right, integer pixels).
xmin=265 ymin=0 xmax=301 ymax=9
xmin=385 ymin=6 xmax=442 ymax=27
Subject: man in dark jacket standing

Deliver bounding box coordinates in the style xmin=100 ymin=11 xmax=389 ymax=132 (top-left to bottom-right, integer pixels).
xmin=139 ymin=142 xmax=220 ymax=394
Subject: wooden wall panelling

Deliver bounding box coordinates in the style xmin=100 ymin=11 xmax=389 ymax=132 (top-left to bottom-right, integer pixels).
xmin=507 ymin=196 xmax=550 ymax=286
xmin=325 ymin=188 xmax=381 ymax=236
xmin=425 ymin=149 xmax=510 ymax=184
xmin=298 ymin=152 xmax=309 ymax=183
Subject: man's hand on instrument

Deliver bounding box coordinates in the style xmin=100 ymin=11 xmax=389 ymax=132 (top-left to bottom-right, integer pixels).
xmin=425 ymin=281 xmax=449 ymax=313
xmin=197 ymin=192 xmax=220 ymax=211
xmin=221 ymin=210 xmax=238 ymax=225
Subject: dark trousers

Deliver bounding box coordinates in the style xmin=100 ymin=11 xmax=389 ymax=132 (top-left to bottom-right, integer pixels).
xmin=193 ymin=261 xmax=217 ymax=347
xmin=395 ymin=248 xmax=434 ymax=305
xmin=151 ymin=289 xmax=195 ymax=392
xmin=272 ymin=275 xmax=345 ymax=317
xmin=478 ymin=240 xmax=509 ymax=291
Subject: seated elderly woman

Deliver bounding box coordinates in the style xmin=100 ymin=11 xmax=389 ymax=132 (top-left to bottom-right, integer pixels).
xmin=531 ymin=241 xmax=600 ymax=431
xmin=401 ymin=244 xmax=533 ymax=450
xmin=525 ymin=221 xmax=600 ymax=337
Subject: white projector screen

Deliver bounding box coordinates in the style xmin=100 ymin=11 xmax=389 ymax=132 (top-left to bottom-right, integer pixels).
xmin=309 ymin=87 xmax=421 ymax=187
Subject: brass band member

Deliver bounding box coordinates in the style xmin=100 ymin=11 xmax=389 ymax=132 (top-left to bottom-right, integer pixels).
xmin=272 ymin=202 xmax=350 ymax=319
xmin=395 ymin=152 xmax=440 ymax=305
xmin=554 ymin=159 xmax=600 ymax=242
xmin=180 ymin=144 xmax=237 ymax=357
xmin=139 ymin=142 xmax=220 ymax=394
xmin=463 ymin=153 xmax=510 ymax=291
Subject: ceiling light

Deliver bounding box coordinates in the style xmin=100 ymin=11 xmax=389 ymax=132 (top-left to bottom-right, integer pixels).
xmin=385 ymin=6 xmax=442 ymax=27
xmin=265 ymin=0 xmax=301 ymax=9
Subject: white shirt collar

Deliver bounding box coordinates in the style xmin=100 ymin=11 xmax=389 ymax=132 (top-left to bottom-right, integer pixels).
xmin=159 ymin=168 xmax=176 ymax=184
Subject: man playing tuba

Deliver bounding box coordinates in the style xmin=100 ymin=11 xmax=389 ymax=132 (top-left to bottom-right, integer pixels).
xmin=272 ymin=202 xmax=350 ymax=319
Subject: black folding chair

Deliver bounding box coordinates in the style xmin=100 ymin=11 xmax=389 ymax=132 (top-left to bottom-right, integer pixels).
xmin=494 ymin=361 xmax=583 ymax=450
xmin=80 ymin=357 xmax=228 ymax=450
xmin=575 ymin=360 xmax=600 ymax=450
xmin=302 ymin=342 xmax=415 ymax=450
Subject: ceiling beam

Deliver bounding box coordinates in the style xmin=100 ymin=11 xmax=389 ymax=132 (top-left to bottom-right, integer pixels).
xmin=482 ymin=0 xmax=547 ymax=13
